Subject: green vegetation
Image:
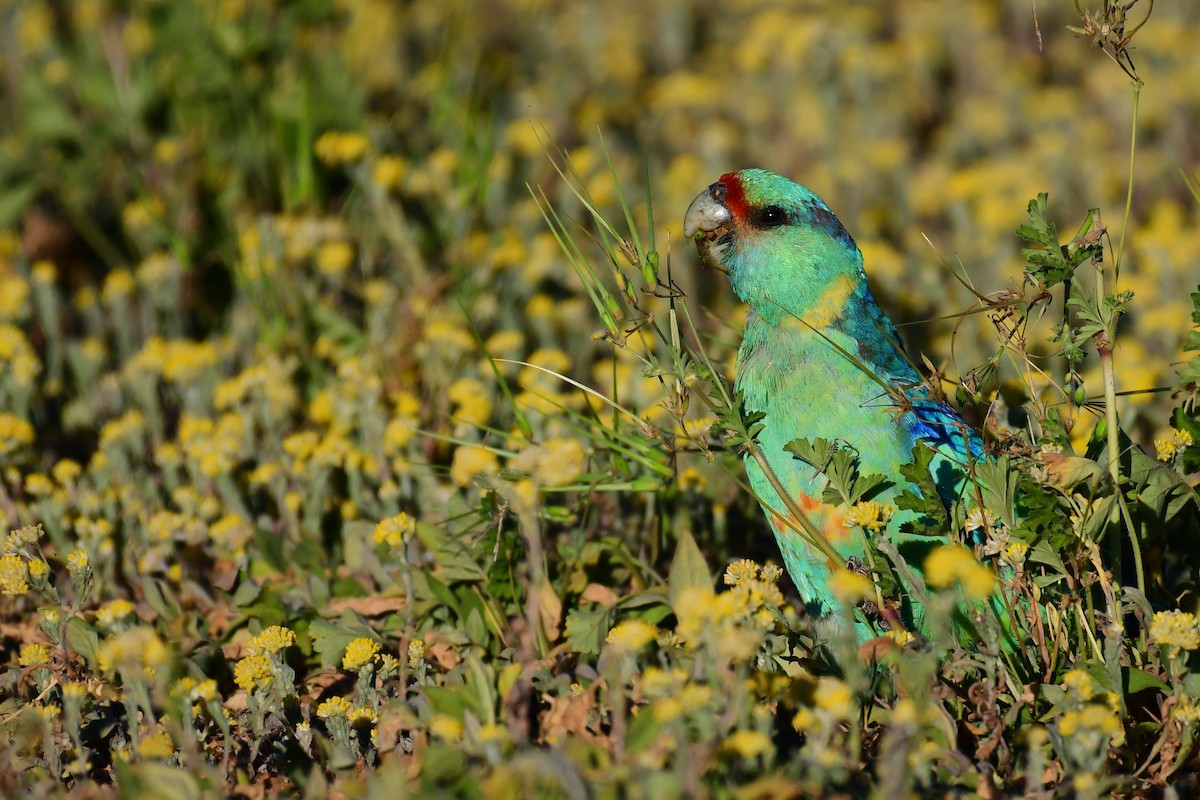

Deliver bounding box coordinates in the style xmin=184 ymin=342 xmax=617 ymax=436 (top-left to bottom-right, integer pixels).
xmin=1 ymin=0 xmax=1200 ymax=796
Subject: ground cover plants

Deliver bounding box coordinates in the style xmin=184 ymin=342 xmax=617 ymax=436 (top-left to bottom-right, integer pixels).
xmin=2 ymin=0 xmax=1200 ymax=796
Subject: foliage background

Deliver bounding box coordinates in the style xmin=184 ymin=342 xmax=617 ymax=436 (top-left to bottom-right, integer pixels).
xmin=1 ymin=0 xmax=1200 ymax=797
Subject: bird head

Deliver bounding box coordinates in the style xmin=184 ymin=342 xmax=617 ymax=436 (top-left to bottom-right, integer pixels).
xmin=684 ymin=169 xmax=865 ymax=325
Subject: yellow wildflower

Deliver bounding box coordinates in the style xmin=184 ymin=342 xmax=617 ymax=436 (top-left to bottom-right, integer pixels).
xmin=845 ymin=501 xmax=895 ymax=533
xmin=724 ymin=559 xmax=759 ymax=586
xmin=792 ymin=707 xmax=817 ymax=733
xmin=27 ymin=558 xmax=48 ymax=582
xmin=66 ymin=550 xmax=89 ymax=575
xmin=234 ymin=655 xmax=273 ymax=692
xmin=209 ymin=514 xmax=254 ymax=555
xmin=679 ymin=684 xmax=713 ymax=710
xmin=96 ymin=599 xmax=135 ymax=627
xmin=246 ymin=625 xmax=295 ymax=656
xmin=0 ymin=554 xmax=30 ymax=595
xmin=24 ymin=473 xmax=53 ymax=495
xmin=1001 ymin=540 xmax=1029 ymax=566
xmin=137 ymin=729 xmax=174 ymax=760
xmin=1150 ymin=610 xmax=1200 ymax=652
xmin=1155 ymin=429 xmax=1194 ymax=462
xmin=652 ymin=696 xmax=684 ymax=722
xmin=18 ymin=642 xmax=50 ymax=667
xmin=315 ymin=240 xmax=355 ymax=277
xmin=450 ymin=445 xmax=500 ymax=487
xmin=1058 ymin=704 xmax=1123 ymax=744
xmin=0 ymin=272 xmax=29 ymax=321
xmin=1174 ymin=695 xmax=1200 ymax=726
xmin=515 ymin=437 xmax=587 ymax=486
xmin=374 ymin=512 xmax=415 ymax=549
xmin=678 ymin=467 xmax=707 ymax=492
xmin=0 ymin=413 xmax=35 ymax=457
xmin=102 ymin=268 xmax=137 ymax=303
xmin=316 ymin=695 xmax=352 ymax=719
xmin=430 ymin=714 xmax=463 ymax=741
xmin=886 ymin=628 xmax=915 ymax=647
xmin=52 ymin=458 xmax=81 ymax=485
xmin=448 ymin=378 xmax=492 ymax=427
xmin=314 ymin=131 xmax=370 ymax=165
xmin=33 ymin=704 xmax=60 ymax=720
xmin=605 ymin=619 xmax=658 ymax=652
xmin=408 ymin=639 xmax=425 ymax=667
xmin=722 ymin=730 xmax=771 ymax=759
xmin=342 ymin=638 xmax=381 ymax=672
xmin=1061 ymin=669 xmax=1097 ymax=701
xmin=371 ymin=155 xmax=408 ymax=190
xmin=348 ymin=706 xmax=378 ymax=727
xmin=96 ymin=627 xmax=169 ymax=675
xmin=815 ymin=676 xmax=853 ymax=720
xmin=827 ymin=570 xmax=874 ymax=604
xmin=924 ymin=545 xmax=995 ymax=600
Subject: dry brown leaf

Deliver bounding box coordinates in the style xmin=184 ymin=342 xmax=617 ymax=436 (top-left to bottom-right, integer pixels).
xmin=580 ymin=583 xmax=619 ymax=607
xmin=324 ymin=596 xmax=408 ymax=617
xmin=427 ymin=641 xmax=462 ymax=670
xmin=538 ymin=689 xmax=606 ymax=746
xmin=537 ymin=580 xmax=563 ymax=640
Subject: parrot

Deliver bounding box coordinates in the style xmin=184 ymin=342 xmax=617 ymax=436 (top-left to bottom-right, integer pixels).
xmin=683 ymin=168 xmax=986 ymax=637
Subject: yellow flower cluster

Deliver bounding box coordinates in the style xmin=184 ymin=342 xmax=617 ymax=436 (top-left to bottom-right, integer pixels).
xmin=1155 ymin=429 xmax=1194 ymax=462
xmin=0 ymin=554 xmax=30 ymax=596
xmin=18 ymin=642 xmax=50 ymax=667
xmin=722 ymin=729 xmax=771 ymax=759
xmin=1150 ymin=610 xmax=1200 ymax=652
xmin=1057 ymin=704 xmax=1123 ymax=746
xmin=342 ymin=637 xmax=381 ymax=672
xmin=314 ymin=131 xmax=370 ymax=166
xmin=348 ymin=706 xmax=378 ymax=727
xmin=513 ymin=437 xmax=587 ymax=487
xmin=0 ymin=412 xmax=35 ymax=457
xmin=827 ymin=569 xmax=874 ymax=605
xmin=177 ymin=413 xmax=247 ymax=478
xmin=923 ymin=545 xmax=995 ymax=601
xmin=96 ymin=626 xmax=169 ymax=675
xmin=450 ymin=445 xmax=500 ymax=488
xmin=0 ymin=325 xmax=41 ymax=388
xmin=672 ymin=559 xmax=788 ymax=663
xmin=374 ymin=512 xmax=416 ymax=549
xmin=234 ymin=655 xmax=273 ymax=692
xmin=605 ymin=619 xmax=658 ymax=652
xmin=127 ymin=336 xmax=220 ymax=384
xmin=246 ymin=625 xmax=296 ymax=656
xmin=96 ymin=599 xmax=135 ymax=627
xmin=213 ymin=357 xmax=298 ymax=420
xmin=844 ymin=501 xmax=895 ymax=533
xmin=1061 ymin=669 xmax=1096 ymax=701
xmin=316 ymin=695 xmax=354 ymax=718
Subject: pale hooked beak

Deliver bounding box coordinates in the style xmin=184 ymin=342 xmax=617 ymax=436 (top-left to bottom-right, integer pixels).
xmin=683 ymin=182 xmax=732 ymax=239
xmin=684 ymin=181 xmax=733 ymax=269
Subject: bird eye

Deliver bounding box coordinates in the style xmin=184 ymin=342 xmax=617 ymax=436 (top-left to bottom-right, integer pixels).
xmin=754 ymin=205 xmax=787 ymax=228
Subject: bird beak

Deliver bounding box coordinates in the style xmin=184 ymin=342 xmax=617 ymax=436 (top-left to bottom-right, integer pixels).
xmin=684 ymin=181 xmax=733 ymax=270
xmin=684 ymin=182 xmax=732 ymax=239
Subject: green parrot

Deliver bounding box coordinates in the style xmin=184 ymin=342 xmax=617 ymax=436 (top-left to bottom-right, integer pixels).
xmin=684 ymin=169 xmax=985 ymax=637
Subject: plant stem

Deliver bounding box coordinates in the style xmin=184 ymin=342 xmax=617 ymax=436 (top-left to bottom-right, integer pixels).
xmin=1113 ymin=80 xmax=1141 ymax=279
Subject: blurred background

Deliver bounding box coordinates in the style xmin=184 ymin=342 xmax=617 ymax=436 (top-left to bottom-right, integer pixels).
xmin=2 ymin=0 xmax=1199 ymax=462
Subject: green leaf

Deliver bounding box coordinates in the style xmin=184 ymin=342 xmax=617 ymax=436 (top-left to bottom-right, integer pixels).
xmin=66 ymin=617 xmax=99 ymax=667
xmin=415 ymin=522 xmax=487 ymax=583
xmin=783 ymin=437 xmax=837 ymax=470
xmin=895 ymin=443 xmax=948 ymax=531
xmin=668 ymin=527 xmax=712 ymax=611
xmin=1125 ymin=666 xmax=1169 ymax=695
xmin=564 ymin=607 xmax=612 ymax=656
